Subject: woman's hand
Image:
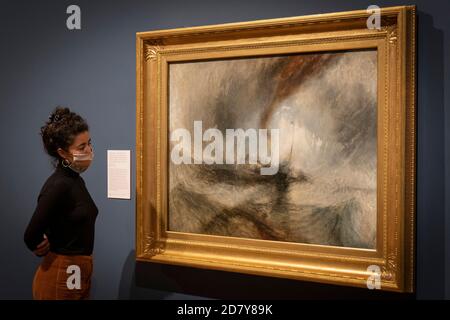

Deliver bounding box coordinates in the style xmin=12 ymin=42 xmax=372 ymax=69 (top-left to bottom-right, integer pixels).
xmin=33 ymin=235 xmax=50 ymax=257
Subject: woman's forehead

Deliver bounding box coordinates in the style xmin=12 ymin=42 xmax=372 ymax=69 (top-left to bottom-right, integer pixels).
xmin=72 ymin=131 xmax=90 ymax=145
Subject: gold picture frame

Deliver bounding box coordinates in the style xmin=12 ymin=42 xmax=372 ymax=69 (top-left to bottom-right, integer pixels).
xmin=136 ymin=5 xmax=416 ymax=292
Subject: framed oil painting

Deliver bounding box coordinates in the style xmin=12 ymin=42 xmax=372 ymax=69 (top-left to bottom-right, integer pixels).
xmin=136 ymin=5 xmax=416 ymax=292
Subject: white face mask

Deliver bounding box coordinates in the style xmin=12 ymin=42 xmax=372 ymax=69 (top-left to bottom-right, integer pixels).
xmin=68 ymin=150 xmax=94 ymax=174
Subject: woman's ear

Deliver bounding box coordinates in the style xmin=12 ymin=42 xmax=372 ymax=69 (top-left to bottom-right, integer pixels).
xmin=57 ymin=148 xmax=69 ymax=160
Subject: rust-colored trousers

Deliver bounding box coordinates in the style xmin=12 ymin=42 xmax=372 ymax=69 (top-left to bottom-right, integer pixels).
xmin=32 ymin=251 xmax=93 ymax=300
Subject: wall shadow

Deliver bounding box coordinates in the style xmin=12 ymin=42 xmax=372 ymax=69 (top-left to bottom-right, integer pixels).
xmin=118 ymin=251 xmax=413 ymax=299
xmin=415 ymin=11 xmax=445 ymax=299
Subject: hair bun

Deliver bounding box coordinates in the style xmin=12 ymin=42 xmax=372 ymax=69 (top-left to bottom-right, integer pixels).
xmin=48 ymin=107 xmax=70 ymax=124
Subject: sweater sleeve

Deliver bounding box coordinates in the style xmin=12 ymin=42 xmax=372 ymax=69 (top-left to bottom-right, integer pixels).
xmin=24 ymin=179 xmax=69 ymax=252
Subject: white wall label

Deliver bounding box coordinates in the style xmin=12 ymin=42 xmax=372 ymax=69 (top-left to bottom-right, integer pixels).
xmin=107 ymin=150 xmax=131 ymax=199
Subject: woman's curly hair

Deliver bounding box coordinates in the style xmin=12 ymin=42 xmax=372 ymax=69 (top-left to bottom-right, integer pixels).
xmin=40 ymin=106 xmax=89 ymax=166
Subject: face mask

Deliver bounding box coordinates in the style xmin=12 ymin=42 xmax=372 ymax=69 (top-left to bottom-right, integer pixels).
xmin=68 ymin=149 xmax=94 ymax=174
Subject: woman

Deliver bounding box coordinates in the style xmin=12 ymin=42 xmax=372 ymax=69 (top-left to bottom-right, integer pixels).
xmin=24 ymin=107 xmax=98 ymax=300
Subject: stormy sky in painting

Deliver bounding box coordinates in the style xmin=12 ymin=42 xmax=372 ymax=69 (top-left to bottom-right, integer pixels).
xmin=168 ymin=50 xmax=377 ymax=249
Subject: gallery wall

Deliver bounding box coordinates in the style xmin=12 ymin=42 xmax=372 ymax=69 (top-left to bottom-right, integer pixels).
xmin=0 ymin=0 xmax=449 ymax=299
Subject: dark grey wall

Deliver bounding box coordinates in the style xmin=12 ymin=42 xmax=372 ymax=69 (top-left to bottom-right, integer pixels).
xmin=0 ymin=0 xmax=448 ymax=299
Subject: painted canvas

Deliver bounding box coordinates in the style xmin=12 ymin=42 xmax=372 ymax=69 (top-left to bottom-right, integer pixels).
xmin=168 ymin=49 xmax=377 ymax=249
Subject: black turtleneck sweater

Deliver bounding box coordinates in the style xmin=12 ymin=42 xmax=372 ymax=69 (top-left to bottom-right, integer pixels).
xmin=24 ymin=162 xmax=98 ymax=255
